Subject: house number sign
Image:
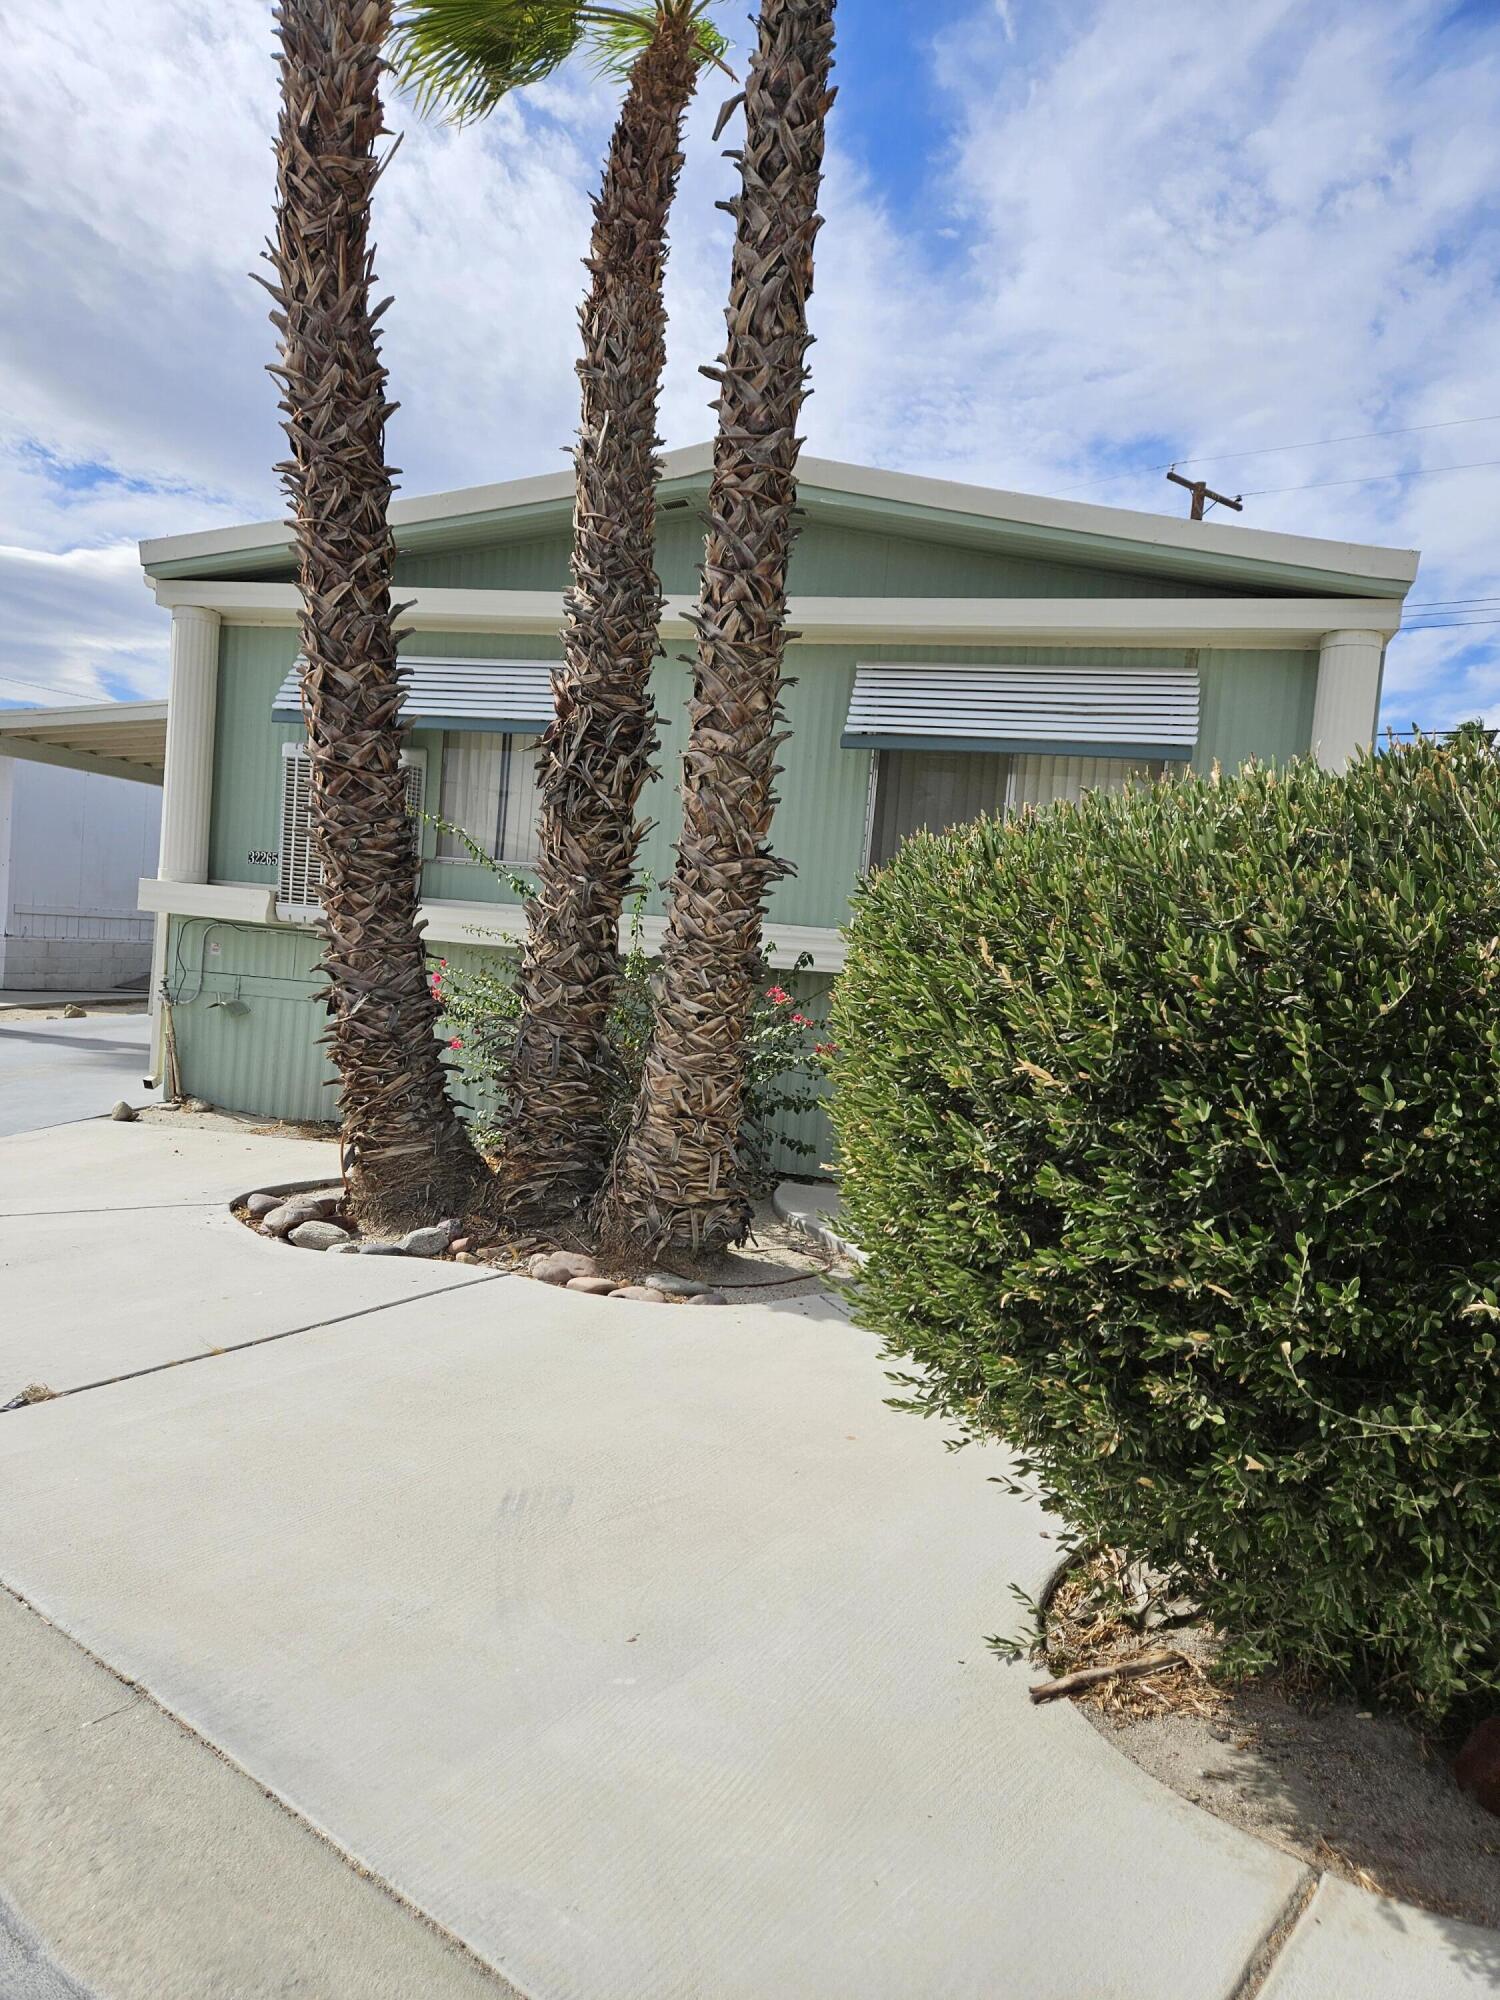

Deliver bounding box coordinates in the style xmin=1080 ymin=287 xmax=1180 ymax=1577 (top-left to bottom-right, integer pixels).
xmin=248 ymin=850 xmax=279 ymax=867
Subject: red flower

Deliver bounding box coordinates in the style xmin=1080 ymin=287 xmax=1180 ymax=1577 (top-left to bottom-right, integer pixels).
xmin=448 ymin=1036 xmax=463 ymax=1050
xmin=765 ymin=985 xmax=790 ymax=1005
xmin=791 ymin=1012 xmax=811 ymax=1026
xmin=814 ymin=1041 xmax=839 ymax=1058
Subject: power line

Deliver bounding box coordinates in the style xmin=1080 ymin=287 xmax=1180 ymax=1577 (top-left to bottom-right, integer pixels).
xmin=1405 ymin=595 xmax=1500 ymax=610
xmin=1240 ymin=457 xmax=1500 ymax=499
xmin=1056 ymin=411 xmax=1500 ymax=496
xmin=0 ymin=672 xmax=99 ymax=705
xmin=1396 ymin=617 xmax=1500 ymax=634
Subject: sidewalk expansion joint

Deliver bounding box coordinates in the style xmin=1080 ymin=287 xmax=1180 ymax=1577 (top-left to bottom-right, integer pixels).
xmin=0 ymin=1271 xmax=507 ymax=1413
xmin=0 ymin=1580 xmax=530 ymax=1998
xmin=1227 ymin=1868 xmax=1321 ymax=2000
xmin=0 ymin=1201 xmax=225 ymax=1218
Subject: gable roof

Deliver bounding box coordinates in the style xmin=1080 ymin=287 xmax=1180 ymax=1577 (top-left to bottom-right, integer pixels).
xmin=139 ymin=442 xmax=1419 ymax=600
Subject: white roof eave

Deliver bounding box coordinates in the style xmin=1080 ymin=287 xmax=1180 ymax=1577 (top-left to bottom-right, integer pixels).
xmin=138 ymin=441 xmax=1419 ymax=592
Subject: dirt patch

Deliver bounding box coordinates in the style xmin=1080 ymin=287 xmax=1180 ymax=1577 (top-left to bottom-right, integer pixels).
xmin=0 ymin=996 xmax=147 ymax=1023
xmin=138 ymin=1102 xmax=336 ymax=1143
xmin=1035 ymin=1552 xmax=1500 ymax=1929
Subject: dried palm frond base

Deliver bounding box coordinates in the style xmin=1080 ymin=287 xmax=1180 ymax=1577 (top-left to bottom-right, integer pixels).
xmin=468 ymin=1191 xmax=844 ymax=1295
xmin=1035 ymin=1549 xmax=1500 ymax=1929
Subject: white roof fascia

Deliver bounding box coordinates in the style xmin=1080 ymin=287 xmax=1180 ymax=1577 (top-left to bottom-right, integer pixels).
xmin=138 ymin=442 xmax=1417 ymax=590
xmin=152 ymin=578 xmax=1406 ymax=647
xmin=794 ymin=456 xmax=1420 ymax=590
xmin=138 ymin=444 xmax=717 ymax=571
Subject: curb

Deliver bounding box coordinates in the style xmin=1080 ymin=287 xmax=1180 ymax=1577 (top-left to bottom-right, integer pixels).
xmin=771 ymin=1179 xmax=865 ymax=1265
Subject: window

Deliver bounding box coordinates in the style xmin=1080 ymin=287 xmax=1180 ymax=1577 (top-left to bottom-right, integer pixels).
xmin=865 ymin=749 xmax=1165 ymax=868
xmin=436 ymin=731 xmax=543 ymax=867
xmin=866 ymin=750 xmax=1012 ymax=868
xmin=278 ymin=744 xmax=426 ymax=918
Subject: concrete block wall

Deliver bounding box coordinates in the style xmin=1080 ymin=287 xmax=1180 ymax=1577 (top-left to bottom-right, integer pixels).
xmin=0 ymin=935 xmax=152 ymax=993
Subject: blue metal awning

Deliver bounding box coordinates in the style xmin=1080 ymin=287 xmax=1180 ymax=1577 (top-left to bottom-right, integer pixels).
xmin=272 ymin=656 xmax=556 ymax=732
xmin=841 ymin=663 xmax=1200 ymax=761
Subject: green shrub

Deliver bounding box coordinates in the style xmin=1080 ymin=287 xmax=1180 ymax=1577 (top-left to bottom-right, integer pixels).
xmin=831 ymin=734 xmax=1500 ymax=1715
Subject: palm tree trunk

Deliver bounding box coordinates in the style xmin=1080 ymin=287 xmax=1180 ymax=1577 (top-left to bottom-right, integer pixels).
xmin=597 ymin=0 xmax=837 ymax=1255
xmin=497 ymin=17 xmax=702 ymax=1220
xmin=268 ymin=0 xmax=482 ymax=1233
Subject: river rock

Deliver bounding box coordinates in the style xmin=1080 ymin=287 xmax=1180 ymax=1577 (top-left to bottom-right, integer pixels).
xmin=1454 ymin=1718 xmax=1500 ymax=1816
xmin=109 ymin=1100 xmax=137 ymax=1122
xmin=399 ymin=1225 xmax=452 ymax=1259
xmin=644 ymin=1269 xmax=710 ymax=1297
xmin=259 ymin=1200 xmax=325 ymax=1239
xmin=245 ymin=1191 xmax=282 ymax=1219
xmin=289 ymin=1220 xmax=350 ymax=1251
xmin=530 ymin=1250 xmax=599 ymax=1285
xmin=566 ymin=1276 xmax=617 ymax=1295
xmin=610 ymin=1285 xmax=667 ymax=1303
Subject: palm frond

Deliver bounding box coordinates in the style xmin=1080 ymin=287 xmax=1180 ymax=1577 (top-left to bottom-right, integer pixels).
xmin=390 ymin=0 xmax=586 ymax=122
xmin=583 ymin=6 xmax=730 ymax=81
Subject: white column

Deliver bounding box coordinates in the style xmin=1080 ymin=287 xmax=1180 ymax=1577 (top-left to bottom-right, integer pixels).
xmin=158 ymin=605 xmax=220 ymax=882
xmin=1311 ymin=628 xmax=1384 ymax=770
xmin=149 ymin=605 xmax=219 ymax=1092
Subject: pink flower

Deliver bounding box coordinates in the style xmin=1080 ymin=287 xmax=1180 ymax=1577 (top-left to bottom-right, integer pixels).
xmin=791 ymin=1012 xmax=811 ymax=1026
xmin=448 ymin=1036 xmax=463 ymax=1050
xmin=765 ymin=985 xmax=790 ymax=1005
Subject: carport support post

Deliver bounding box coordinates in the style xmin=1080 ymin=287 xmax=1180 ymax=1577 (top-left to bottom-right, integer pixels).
xmin=1311 ymin=628 xmax=1384 ymax=770
xmin=149 ymin=605 xmax=221 ymax=1082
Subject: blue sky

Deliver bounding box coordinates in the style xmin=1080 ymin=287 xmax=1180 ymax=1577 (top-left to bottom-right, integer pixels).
xmin=2 ymin=0 xmax=1498 ymax=726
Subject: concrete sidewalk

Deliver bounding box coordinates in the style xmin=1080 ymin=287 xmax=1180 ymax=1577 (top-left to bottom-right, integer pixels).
xmin=0 ymin=1121 xmax=1495 ymax=1999
xmin=0 ymin=1121 xmax=486 ymax=1403
xmin=0 ymin=1011 xmax=151 ymax=1138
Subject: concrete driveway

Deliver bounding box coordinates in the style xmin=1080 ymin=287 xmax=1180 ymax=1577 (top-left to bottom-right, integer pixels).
xmin=0 ymin=1119 xmax=1495 ymax=2000
xmin=0 ymin=1009 xmax=151 ymax=1137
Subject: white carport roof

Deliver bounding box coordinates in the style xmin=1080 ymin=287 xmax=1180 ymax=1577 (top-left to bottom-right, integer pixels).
xmin=0 ymin=701 xmax=166 ymax=785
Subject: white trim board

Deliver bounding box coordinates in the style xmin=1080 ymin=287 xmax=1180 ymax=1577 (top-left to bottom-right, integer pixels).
xmin=136 ymin=879 xmax=848 ymax=971
xmin=154 ymin=579 xmax=1406 ymax=648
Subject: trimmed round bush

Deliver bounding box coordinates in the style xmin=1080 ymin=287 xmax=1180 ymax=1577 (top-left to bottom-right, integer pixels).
xmin=831 ymin=735 xmax=1500 ymax=1715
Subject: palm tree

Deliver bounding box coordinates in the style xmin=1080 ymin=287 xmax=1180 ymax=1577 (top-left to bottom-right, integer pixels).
xmin=267 ymin=0 xmax=483 ymax=1233
xmin=597 ymin=0 xmax=837 ymax=1255
xmin=392 ymin=1 xmax=728 ymax=1221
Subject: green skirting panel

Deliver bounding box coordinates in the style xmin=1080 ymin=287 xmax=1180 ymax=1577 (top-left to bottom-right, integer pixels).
xmin=165 ymin=916 xmax=838 ymax=1178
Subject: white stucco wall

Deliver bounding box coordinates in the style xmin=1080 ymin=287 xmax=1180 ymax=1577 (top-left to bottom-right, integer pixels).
xmin=0 ymin=757 xmax=162 ymax=991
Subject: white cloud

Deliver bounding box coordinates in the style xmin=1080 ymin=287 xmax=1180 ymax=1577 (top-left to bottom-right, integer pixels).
xmin=2 ymin=0 xmax=1497 ymax=724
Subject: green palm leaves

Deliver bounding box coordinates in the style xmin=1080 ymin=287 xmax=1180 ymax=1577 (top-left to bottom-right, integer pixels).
xmin=391 ymin=0 xmax=726 ymax=120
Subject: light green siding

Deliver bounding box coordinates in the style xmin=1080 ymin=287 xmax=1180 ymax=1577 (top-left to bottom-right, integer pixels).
xmin=164 ymin=914 xmax=834 ymax=1173
xmin=167 ymin=918 xmax=334 ymax=1124
xmin=209 ymin=626 xmax=296 ymax=889
xmin=395 ymin=512 xmax=1243 ymax=601
xmin=208 ymin=627 xmax=1318 ymax=931
xmin=1193 ymin=648 xmax=1317 ymax=774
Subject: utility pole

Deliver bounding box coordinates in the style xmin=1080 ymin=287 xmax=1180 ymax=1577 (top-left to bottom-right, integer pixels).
xmin=1166 ymin=467 xmax=1243 ymax=520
